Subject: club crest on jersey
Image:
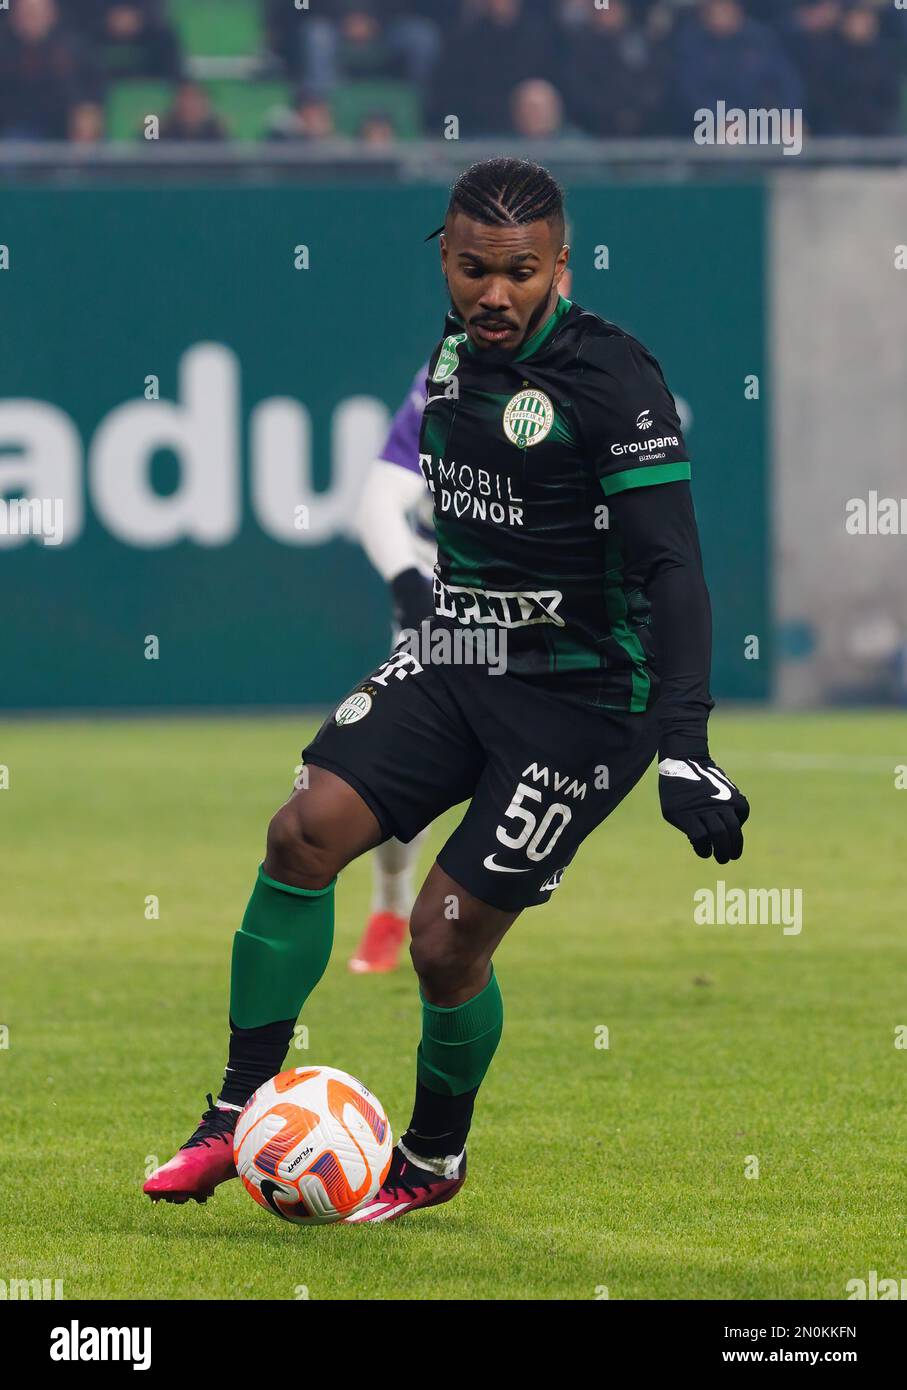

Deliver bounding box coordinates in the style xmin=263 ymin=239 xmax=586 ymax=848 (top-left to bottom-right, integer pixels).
xmin=432 ymin=333 xmax=468 ymax=384
xmin=502 ymin=389 xmax=554 ymax=448
xmin=335 ymin=691 xmax=372 ymax=725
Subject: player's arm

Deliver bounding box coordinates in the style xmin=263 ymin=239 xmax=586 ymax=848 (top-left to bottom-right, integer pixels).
xmin=577 ymin=332 xmax=750 ymax=861
xmin=611 ymin=479 xmax=749 ymax=862
xmin=354 ymin=370 xmax=434 ymax=632
xmin=608 ymin=480 xmax=712 ymax=757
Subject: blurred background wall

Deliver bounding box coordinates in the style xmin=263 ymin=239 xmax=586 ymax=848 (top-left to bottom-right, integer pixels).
xmin=0 ymin=181 xmax=766 ymax=707
xmin=772 ymin=170 xmax=907 ymax=708
xmin=0 ymin=0 xmax=904 ymax=710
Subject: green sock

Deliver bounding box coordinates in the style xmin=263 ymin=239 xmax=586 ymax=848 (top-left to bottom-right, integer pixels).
xmin=416 ymin=966 xmax=504 ymax=1096
xmin=229 ymin=864 xmax=335 ymax=1030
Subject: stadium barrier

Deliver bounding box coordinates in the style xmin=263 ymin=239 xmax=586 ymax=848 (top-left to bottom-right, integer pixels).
xmin=2 ymin=163 xmax=770 ymax=708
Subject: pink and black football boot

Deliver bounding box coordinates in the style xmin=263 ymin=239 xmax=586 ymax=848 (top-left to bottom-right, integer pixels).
xmin=144 ymin=1093 xmax=238 ymax=1204
xmin=344 ymin=1143 xmax=466 ymax=1223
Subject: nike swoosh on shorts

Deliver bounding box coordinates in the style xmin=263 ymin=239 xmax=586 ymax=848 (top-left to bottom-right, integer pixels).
xmin=483 ymin=855 xmax=531 ymax=873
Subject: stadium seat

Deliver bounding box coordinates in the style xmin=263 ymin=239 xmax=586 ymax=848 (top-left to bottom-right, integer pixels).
xmin=168 ymin=0 xmax=262 ymax=60
xmin=107 ymin=78 xmax=291 ymax=141
xmin=107 ymin=79 xmax=172 ymax=141
xmin=331 ymin=81 xmax=421 ymax=140
xmin=204 ymin=79 xmax=291 ymax=139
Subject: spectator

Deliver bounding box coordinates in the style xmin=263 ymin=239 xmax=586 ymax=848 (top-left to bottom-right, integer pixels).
xmin=273 ymin=0 xmax=440 ymax=96
xmin=642 ymin=1 xmax=682 ymax=46
xmin=559 ymin=0 xmax=669 ymax=137
xmin=741 ymin=0 xmax=798 ymax=22
xmin=782 ymin=3 xmax=844 ymax=134
xmin=0 ymin=0 xmax=102 ymax=141
xmin=825 ymin=5 xmax=902 ymax=135
xmin=324 ymin=4 xmax=403 ymax=82
xmin=430 ymin=0 xmax=555 ymax=136
xmin=68 ymin=1 xmax=182 ymax=80
xmin=157 ymin=82 xmax=228 ymax=142
xmin=263 ymin=87 xmax=337 ymax=142
xmin=510 ymin=79 xmax=569 ymax=140
xmin=377 ymin=1 xmax=442 ymax=89
xmin=671 ymin=0 xmax=804 ymax=134
xmin=559 ymin=0 xmax=654 ymax=22
xmin=70 ymin=102 xmax=106 ymax=145
xmin=357 ymin=111 xmax=397 ymax=146
xmin=263 ymin=0 xmax=304 ymax=77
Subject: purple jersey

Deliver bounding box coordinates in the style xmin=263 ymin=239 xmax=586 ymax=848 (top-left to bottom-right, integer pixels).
xmin=378 ymin=364 xmax=427 ymax=474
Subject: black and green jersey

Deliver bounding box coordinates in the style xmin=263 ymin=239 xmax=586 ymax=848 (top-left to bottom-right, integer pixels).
xmin=419 ymin=296 xmax=691 ymax=712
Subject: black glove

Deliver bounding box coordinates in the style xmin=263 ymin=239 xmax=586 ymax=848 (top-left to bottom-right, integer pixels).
xmin=658 ymin=757 xmax=750 ymax=863
xmin=390 ymin=566 xmax=434 ymax=634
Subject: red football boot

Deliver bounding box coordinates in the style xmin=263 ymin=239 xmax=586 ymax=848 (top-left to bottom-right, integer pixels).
xmin=348 ymin=910 xmax=408 ymax=974
xmin=144 ymin=1093 xmax=238 ymax=1204
xmin=344 ymin=1144 xmax=466 ymax=1223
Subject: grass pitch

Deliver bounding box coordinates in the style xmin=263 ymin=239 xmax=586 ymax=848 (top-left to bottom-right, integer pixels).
xmin=0 ymin=711 xmax=903 ymax=1301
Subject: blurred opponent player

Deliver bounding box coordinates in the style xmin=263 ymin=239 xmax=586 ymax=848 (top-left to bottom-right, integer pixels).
xmin=348 ymin=366 xmax=434 ymax=972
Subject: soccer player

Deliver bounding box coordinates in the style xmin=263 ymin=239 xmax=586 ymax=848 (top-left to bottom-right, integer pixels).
xmin=350 ymin=259 xmax=574 ymax=973
xmin=348 ymin=365 xmax=434 ymax=973
xmin=145 ymin=158 xmax=749 ymax=1219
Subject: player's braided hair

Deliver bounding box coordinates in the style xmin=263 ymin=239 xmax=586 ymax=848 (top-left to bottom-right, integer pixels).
xmin=425 ymin=158 xmax=564 ymax=240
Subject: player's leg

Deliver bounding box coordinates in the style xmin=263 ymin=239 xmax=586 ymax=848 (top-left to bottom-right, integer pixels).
xmin=348 ymin=830 xmax=428 ymax=973
xmin=350 ymin=672 xmax=662 ymax=1222
xmin=146 ymin=656 xmax=482 ymax=1204
xmin=221 ymin=767 xmax=385 ymax=1102
xmin=346 ymin=863 xmax=516 ymax=1221
xmin=144 ymin=767 xmax=383 ymax=1203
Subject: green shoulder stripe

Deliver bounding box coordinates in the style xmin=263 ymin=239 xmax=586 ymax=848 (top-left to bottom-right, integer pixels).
xmin=601 ymin=460 xmax=691 ymax=497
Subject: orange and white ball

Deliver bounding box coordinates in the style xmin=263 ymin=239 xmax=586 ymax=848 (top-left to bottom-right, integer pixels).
xmin=234 ymin=1066 xmax=393 ymax=1224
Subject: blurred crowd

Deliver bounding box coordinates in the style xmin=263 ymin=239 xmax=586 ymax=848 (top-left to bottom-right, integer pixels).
xmin=0 ymin=0 xmax=904 ymax=145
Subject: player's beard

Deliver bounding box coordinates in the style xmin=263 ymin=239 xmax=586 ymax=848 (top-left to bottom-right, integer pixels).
xmin=448 ymin=278 xmax=556 ymax=367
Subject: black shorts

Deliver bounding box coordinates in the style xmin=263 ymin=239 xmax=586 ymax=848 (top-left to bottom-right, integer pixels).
xmin=303 ymin=652 xmax=659 ymax=912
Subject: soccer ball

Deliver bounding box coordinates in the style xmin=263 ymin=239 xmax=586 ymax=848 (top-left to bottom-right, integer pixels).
xmin=234 ymin=1066 xmax=393 ymax=1224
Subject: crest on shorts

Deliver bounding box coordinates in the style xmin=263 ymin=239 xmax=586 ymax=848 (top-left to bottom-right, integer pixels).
xmin=335 ymin=691 xmax=372 ymax=726
xmin=503 ymin=389 xmax=554 ymax=448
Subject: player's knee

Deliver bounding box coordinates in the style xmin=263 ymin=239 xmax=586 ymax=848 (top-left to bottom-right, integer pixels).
xmin=264 ymin=802 xmax=337 ymax=890
xmin=409 ymin=912 xmax=473 ymax=996
xmin=410 ymin=940 xmax=456 ymax=996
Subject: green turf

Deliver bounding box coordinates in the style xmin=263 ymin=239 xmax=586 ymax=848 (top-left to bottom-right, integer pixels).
xmin=0 ymin=712 xmax=904 ymax=1300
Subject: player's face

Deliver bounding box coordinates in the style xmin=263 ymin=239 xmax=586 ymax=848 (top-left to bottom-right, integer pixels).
xmin=441 ymin=214 xmax=569 ymax=360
